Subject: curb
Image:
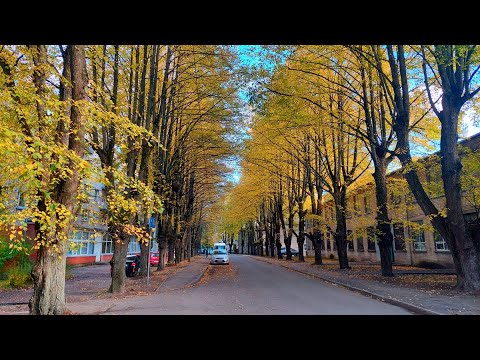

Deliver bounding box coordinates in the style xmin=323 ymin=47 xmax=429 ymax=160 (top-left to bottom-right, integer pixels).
xmin=0 ymin=302 xmax=29 ymax=306
xmin=189 ymin=262 xmax=210 ymax=287
xmin=250 ymin=256 xmax=443 ymax=315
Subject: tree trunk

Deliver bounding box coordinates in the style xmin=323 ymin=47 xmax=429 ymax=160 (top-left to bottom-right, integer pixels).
xmin=264 ymin=228 xmax=270 ymax=257
xmin=440 ymin=101 xmax=480 ymax=290
xmin=285 ymin=230 xmax=293 ymax=260
xmin=29 ymin=45 xmax=87 ymax=314
xmin=29 ymin=240 xmax=68 ymax=315
xmin=168 ymin=240 xmax=175 ymax=264
xmin=285 ymin=212 xmax=294 ymax=261
xmin=138 ymin=215 xmax=151 ymax=277
xmin=312 ymin=230 xmax=323 ymax=265
xmin=334 ymin=190 xmax=350 ymax=269
xmin=157 ymin=232 xmax=167 ymax=271
xmin=109 ymin=230 xmax=129 ymax=293
xmin=187 ymin=226 xmax=192 ymax=262
xmin=387 ymin=45 xmax=467 ymax=286
xmin=275 ymin=232 xmax=282 ymax=259
xmin=175 ymin=236 xmax=181 ymax=264
xmin=297 ymin=209 xmax=306 ymax=262
xmin=372 ymin=155 xmax=394 ymax=277
xmin=139 ymin=241 xmax=150 ymax=277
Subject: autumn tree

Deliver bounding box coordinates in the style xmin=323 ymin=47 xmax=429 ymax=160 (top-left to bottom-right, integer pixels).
xmin=86 ymin=45 xmax=161 ymax=293
xmin=0 ymin=45 xmax=88 ymax=314
xmin=376 ymin=45 xmax=480 ymax=290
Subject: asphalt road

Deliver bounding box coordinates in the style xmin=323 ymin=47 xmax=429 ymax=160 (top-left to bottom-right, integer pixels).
xmin=100 ymin=255 xmax=410 ymax=315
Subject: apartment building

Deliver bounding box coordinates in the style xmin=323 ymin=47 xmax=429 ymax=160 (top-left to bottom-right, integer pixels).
xmin=317 ymin=132 xmax=480 ymax=268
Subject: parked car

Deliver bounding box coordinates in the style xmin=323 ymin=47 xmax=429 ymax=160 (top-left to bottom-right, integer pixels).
xmin=150 ymin=252 xmax=160 ymax=266
xmin=280 ymin=247 xmax=298 ymax=256
xmin=125 ymin=254 xmax=141 ymax=277
xmin=210 ymin=246 xmax=230 ymax=265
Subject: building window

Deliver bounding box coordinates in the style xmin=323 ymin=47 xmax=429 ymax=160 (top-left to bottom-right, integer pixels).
xmin=434 ymin=230 xmax=449 ymax=252
xmin=68 ymin=230 xmax=96 ymax=256
xmin=347 ymin=230 xmax=354 ymax=250
xmin=92 ymin=189 xmax=100 ymax=202
xmin=367 ymin=226 xmax=376 ymax=252
xmin=101 ymin=234 xmax=113 ymax=254
xmin=353 ymin=195 xmax=359 ymax=212
xmin=356 ymin=236 xmax=364 ymax=252
xmin=128 ymin=236 xmax=141 ymax=254
xmin=77 ymin=208 xmax=90 ymax=222
xmin=364 ymin=195 xmax=371 ymax=213
xmin=412 ymin=223 xmax=426 ymax=252
xmin=393 ymin=223 xmax=406 ymax=251
xmin=17 ymin=191 xmax=26 ymax=209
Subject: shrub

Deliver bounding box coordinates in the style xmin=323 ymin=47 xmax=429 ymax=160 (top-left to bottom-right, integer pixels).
xmin=7 ymin=256 xmax=33 ymax=288
xmin=0 ymin=237 xmax=15 ymax=270
xmin=0 ymin=236 xmax=32 ymax=270
xmin=0 ymin=236 xmax=33 ymax=288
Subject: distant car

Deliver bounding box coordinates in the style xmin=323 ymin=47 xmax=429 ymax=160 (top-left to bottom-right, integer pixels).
xmin=125 ymin=254 xmax=141 ymax=277
xmin=280 ymin=247 xmax=298 ymax=256
xmin=210 ymin=247 xmax=230 ymax=265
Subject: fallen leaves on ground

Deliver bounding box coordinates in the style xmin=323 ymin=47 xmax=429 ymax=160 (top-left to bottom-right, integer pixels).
xmin=256 ymin=256 xmax=458 ymax=296
xmin=1 ymin=257 xmax=207 ymax=311
xmin=197 ymin=263 xmax=237 ymax=285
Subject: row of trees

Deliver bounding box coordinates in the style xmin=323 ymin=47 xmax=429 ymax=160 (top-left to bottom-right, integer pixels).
xmin=222 ymin=45 xmax=480 ymax=291
xmin=0 ymin=45 xmax=239 ymax=314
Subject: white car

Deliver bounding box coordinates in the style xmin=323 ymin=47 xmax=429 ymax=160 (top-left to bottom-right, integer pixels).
xmin=210 ymin=249 xmax=230 ymax=265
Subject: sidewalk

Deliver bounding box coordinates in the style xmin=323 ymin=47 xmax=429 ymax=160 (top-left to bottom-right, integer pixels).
xmin=157 ymin=256 xmax=210 ymax=292
xmin=0 ymin=255 xmax=210 ymax=315
xmin=67 ymin=256 xmax=210 ymax=314
xmin=251 ymin=255 xmax=480 ymax=315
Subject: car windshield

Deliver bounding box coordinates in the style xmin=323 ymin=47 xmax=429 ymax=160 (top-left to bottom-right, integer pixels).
xmin=213 ymin=250 xmax=227 ymax=255
xmin=151 ymin=253 xmax=159 ymax=257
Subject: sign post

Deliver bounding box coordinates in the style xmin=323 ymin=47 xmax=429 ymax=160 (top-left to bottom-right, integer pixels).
xmin=147 ymin=233 xmax=151 ymax=286
xmin=147 ymin=216 xmax=156 ymax=287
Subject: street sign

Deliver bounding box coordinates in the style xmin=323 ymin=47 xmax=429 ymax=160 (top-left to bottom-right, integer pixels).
xmin=149 ymin=216 xmax=155 ymax=230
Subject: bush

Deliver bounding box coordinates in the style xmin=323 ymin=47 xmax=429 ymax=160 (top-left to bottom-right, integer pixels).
xmin=0 ymin=236 xmax=32 ymax=270
xmin=0 ymin=235 xmax=33 ymax=288
xmin=7 ymin=256 xmax=33 ymax=288
xmin=0 ymin=237 xmax=15 ymax=269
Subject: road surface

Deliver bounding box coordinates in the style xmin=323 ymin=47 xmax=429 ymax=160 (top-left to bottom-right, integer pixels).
xmin=97 ymin=255 xmax=411 ymax=315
